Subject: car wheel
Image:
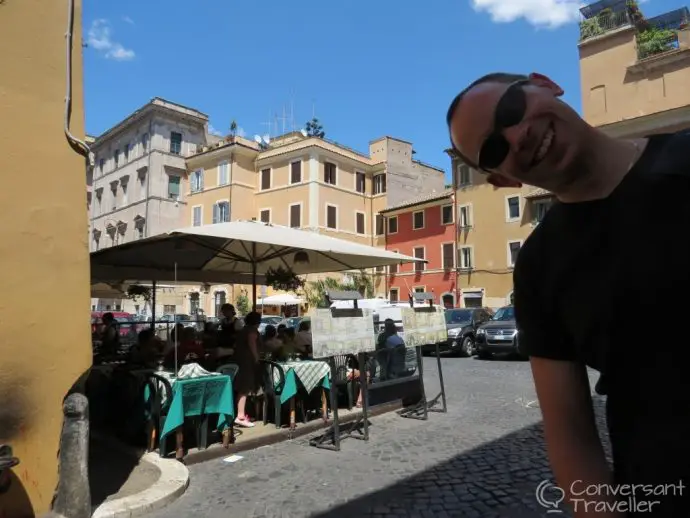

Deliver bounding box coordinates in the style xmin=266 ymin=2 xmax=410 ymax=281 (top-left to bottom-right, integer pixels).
xmin=460 ymin=336 xmax=475 ymax=357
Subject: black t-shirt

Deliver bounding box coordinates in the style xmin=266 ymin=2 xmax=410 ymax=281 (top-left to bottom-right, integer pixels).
xmin=514 ymin=131 xmax=690 ymax=512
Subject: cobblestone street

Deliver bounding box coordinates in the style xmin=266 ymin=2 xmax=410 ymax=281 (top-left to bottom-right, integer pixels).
xmin=147 ymin=355 xmax=605 ymax=518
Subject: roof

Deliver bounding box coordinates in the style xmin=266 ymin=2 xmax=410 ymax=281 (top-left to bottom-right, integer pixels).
xmin=380 ymin=190 xmax=454 ymax=214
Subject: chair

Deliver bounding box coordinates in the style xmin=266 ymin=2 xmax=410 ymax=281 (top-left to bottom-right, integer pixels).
xmin=140 ymin=372 xmax=173 ymax=456
xmin=331 ymin=354 xmax=358 ymax=410
xmin=217 ymin=363 xmax=240 ymax=380
xmin=260 ymin=360 xmax=286 ymax=428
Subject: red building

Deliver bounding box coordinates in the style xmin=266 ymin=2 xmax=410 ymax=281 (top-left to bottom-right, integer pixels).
xmin=380 ymin=190 xmax=458 ymax=308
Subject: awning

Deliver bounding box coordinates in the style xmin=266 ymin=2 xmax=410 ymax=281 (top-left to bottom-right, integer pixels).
xmin=462 ymin=291 xmax=483 ymax=299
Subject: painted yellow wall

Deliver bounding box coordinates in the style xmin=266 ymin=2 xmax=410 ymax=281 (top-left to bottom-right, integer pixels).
xmin=0 ymin=0 xmax=92 ymax=516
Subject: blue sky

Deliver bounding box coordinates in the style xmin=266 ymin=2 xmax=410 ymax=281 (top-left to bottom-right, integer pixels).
xmin=83 ymin=0 xmax=681 ymax=178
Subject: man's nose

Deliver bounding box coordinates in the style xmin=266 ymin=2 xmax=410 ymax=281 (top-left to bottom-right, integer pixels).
xmin=501 ymin=123 xmax=531 ymax=151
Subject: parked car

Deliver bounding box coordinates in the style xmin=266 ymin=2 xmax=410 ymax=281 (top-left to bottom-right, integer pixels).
xmin=258 ymin=316 xmax=283 ymax=334
xmin=440 ymin=308 xmax=493 ymax=356
xmin=474 ymin=306 xmax=523 ymax=360
xmin=90 ymin=311 xmax=136 ymax=339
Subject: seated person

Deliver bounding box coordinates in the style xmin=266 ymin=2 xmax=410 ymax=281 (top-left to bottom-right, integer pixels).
xmin=164 ymin=327 xmax=205 ymax=367
xmin=294 ymin=320 xmax=312 ymax=357
xmin=377 ymin=320 xmax=406 ymax=379
xmin=129 ymin=329 xmax=163 ymax=368
xmin=262 ymin=325 xmax=282 ymax=355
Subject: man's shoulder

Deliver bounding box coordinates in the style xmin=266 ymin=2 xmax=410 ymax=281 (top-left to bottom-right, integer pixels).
xmin=647 ymin=129 xmax=690 ymax=177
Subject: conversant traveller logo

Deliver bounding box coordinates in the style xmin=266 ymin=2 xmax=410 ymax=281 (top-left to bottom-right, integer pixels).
xmin=536 ymin=479 xmax=686 ymax=514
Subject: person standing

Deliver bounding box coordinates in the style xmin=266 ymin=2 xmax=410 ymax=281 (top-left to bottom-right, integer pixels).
xmin=233 ymin=311 xmax=262 ymax=428
xmin=447 ymin=72 xmax=690 ymax=516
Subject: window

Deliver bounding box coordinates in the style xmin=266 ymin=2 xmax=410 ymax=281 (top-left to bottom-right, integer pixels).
xmin=124 ymin=143 xmax=130 ymax=162
xmin=375 ymin=214 xmax=384 ymax=235
xmin=532 ymin=199 xmax=552 ymax=224
xmin=457 ymin=163 xmax=471 ymax=186
xmin=459 ymin=205 xmax=472 ymax=228
xmin=99 ymin=158 xmax=105 ymax=175
xmin=356 ymin=172 xmax=366 ymax=193
xmin=442 ymin=243 xmax=455 ymax=269
xmin=373 ymin=174 xmax=386 ymax=195
xmin=192 ymin=206 xmax=202 ymax=226
xmin=413 ymin=211 xmax=425 ymax=230
xmin=261 ymin=168 xmax=271 ymax=190
xmin=290 ymin=161 xmax=302 ymax=184
xmin=170 ymin=132 xmax=182 ymax=155
xmin=388 ymin=216 xmax=398 ymax=234
xmin=260 ymin=209 xmax=271 ymax=224
xmin=508 ymin=241 xmax=522 ymax=267
xmin=190 ymin=169 xmax=204 ymax=193
xmin=389 ymin=251 xmax=399 ymax=274
xmin=214 ymin=291 xmax=226 ymax=318
xmin=142 ymin=133 xmax=149 ymax=152
xmin=213 ymin=201 xmax=230 ymax=223
xmin=413 ymin=247 xmax=425 ymax=272
xmin=414 ymin=287 xmax=425 ymax=294
xmin=506 ymin=196 xmax=520 ymax=221
xmin=121 ymin=182 xmax=128 ymax=205
xmin=441 ymin=205 xmax=454 ymax=225
xmin=324 ymin=162 xmax=336 ymax=185
xmin=326 ymin=205 xmax=337 ymax=229
xmin=289 ymin=204 xmax=301 ymax=228
xmin=218 ymin=161 xmax=230 ymax=186
xmin=114 ymin=149 xmax=120 ymax=168
xmin=189 ymin=292 xmax=200 ymax=315
xmin=168 ymin=175 xmax=181 ymax=199
xmin=389 ymin=288 xmax=399 ymax=303
xmin=356 ymin=212 xmax=365 ymax=234
xmin=459 ymin=246 xmax=473 ymax=269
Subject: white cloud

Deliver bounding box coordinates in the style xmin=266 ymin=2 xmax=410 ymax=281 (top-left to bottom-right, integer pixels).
xmin=470 ymin=0 xmax=582 ymax=28
xmin=87 ymin=19 xmax=135 ymax=61
xmin=122 ymin=16 xmax=135 ymax=25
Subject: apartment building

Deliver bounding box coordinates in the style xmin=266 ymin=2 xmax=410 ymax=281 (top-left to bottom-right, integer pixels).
xmin=381 ymin=191 xmax=459 ymax=307
xmin=182 ymin=131 xmax=446 ymax=316
xmin=444 ymin=155 xmax=554 ymax=310
xmin=579 ymin=0 xmax=690 ymax=135
xmin=88 ymin=98 xmax=211 ymax=313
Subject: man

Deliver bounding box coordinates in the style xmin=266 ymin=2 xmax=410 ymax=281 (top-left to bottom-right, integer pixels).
xmin=218 ymin=303 xmax=244 ymax=349
xmin=447 ymin=72 xmax=690 ymax=516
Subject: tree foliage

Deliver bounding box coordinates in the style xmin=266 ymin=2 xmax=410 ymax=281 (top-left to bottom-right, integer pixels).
xmin=303 ymin=271 xmax=374 ymax=308
xmin=305 ymin=118 xmax=325 ymax=138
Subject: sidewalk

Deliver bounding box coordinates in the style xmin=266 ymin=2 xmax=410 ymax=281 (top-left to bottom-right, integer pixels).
xmin=88 ymin=402 xmax=400 ymax=516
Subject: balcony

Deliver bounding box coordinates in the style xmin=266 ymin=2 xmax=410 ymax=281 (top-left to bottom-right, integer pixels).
xmin=637 ymin=29 xmax=681 ymax=60
xmin=635 ymin=8 xmax=690 ymax=61
xmin=580 ymin=9 xmax=632 ymax=42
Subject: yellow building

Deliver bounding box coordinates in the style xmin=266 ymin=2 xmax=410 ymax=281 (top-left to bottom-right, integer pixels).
xmin=183 ymin=132 xmax=445 ymax=315
xmin=579 ymin=1 xmax=690 ymax=136
xmin=0 ymin=0 xmax=92 ymax=516
xmin=447 ymin=155 xmax=554 ymax=309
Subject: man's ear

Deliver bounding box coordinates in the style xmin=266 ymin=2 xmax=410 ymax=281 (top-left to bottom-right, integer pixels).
xmin=487 ymin=174 xmax=522 ymax=188
xmin=528 ymin=72 xmax=564 ymax=97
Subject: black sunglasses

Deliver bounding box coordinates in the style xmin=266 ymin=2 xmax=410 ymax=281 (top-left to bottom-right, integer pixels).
xmin=476 ymin=80 xmax=530 ymax=171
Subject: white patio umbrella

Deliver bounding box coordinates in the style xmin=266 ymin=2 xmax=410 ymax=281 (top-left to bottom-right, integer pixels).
xmin=90 ymin=220 xmax=424 ymax=309
xmin=257 ymin=294 xmax=305 ymax=306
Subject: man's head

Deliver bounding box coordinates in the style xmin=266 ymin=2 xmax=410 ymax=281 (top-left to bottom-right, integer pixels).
xmin=447 ymin=72 xmax=590 ymax=192
xmin=102 ymin=312 xmax=114 ymax=325
xmin=220 ymin=303 xmax=236 ymax=319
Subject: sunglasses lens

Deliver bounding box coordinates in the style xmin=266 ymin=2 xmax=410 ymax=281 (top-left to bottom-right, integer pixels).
xmin=479 ymin=136 xmax=510 ymax=170
xmin=496 ymin=85 xmax=527 ymax=128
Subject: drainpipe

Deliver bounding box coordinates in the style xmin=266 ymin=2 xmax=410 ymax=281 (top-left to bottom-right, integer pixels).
xmin=452 ymin=157 xmax=460 ymax=308
xmin=144 ymin=117 xmax=153 ymax=237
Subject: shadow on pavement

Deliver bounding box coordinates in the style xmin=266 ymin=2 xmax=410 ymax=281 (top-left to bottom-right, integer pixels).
xmin=88 ymin=435 xmax=142 ymax=508
xmin=311 ymin=398 xmax=608 ymax=518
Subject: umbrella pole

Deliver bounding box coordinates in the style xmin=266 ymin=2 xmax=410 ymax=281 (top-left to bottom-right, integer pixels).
xmin=174 ymin=262 xmax=178 ymax=375
xmin=150 ymin=280 xmax=157 ymax=330
xmin=252 ymin=244 xmax=257 ymax=312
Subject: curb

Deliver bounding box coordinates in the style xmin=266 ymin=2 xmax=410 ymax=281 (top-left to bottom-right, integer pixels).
xmin=184 ymin=400 xmax=403 ymax=466
xmin=91 ymin=452 xmax=189 ymax=518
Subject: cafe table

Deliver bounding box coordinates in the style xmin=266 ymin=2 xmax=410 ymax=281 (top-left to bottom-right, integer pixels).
xmin=272 ymin=360 xmax=331 ymax=429
xmin=152 ymin=371 xmax=235 ymax=456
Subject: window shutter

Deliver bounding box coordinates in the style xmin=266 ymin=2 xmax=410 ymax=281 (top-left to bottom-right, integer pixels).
xmin=212 ymin=204 xmax=219 ymax=224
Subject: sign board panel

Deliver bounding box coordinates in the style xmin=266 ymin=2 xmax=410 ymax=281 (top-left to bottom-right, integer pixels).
xmin=400 ymin=306 xmax=448 ymax=347
xmin=311 ymin=308 xmax=376 ymax=358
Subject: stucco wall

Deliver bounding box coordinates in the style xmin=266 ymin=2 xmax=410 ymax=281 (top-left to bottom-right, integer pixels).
xmin=0 ymin=0 xmax=92 ymax=515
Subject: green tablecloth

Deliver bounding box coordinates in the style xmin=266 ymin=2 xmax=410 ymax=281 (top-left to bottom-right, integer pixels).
xmin=160 ymin=375 xmax=234 ymax=440
xmin=278 ymin=361 xmax=331 ymax=404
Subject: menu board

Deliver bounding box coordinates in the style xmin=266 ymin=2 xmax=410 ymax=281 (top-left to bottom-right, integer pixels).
xmin=400 ymin=306 xmax=448 ymax=347
xmin=311 ymin=308 xmax=376 ymax=358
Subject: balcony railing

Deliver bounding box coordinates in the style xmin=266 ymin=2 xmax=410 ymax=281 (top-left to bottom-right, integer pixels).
xmin=579 ymin=10 xmax=632 ymax=41
xmin=636 ymin=29 xmax=680 ymax=60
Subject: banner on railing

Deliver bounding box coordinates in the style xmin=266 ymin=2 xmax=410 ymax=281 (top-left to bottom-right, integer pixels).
xmin=311 ymin=308 xmax=376 ymax=358
xmin=400 ymin=306 xmax=447 ymax=347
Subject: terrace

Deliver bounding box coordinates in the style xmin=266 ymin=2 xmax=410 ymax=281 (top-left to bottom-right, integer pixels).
xmin=579 ymin=0 xmax=690 ymax=61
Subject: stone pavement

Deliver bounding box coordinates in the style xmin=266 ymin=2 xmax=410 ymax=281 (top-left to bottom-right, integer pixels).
xmin=146 ymin=355 xmax=607 ymax=518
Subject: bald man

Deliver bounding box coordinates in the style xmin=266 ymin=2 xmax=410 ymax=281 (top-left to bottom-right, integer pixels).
xmin=447 ymin=72 xmax=690 ymax=517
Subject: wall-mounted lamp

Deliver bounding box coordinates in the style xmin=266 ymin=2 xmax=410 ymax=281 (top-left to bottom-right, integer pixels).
xmin=0 ymin=444 xmax=19 ymax=494
xmin=294 ymin=251 xmax=310 ymax=265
